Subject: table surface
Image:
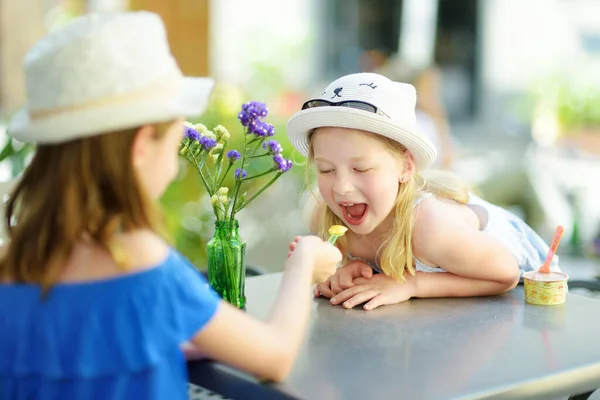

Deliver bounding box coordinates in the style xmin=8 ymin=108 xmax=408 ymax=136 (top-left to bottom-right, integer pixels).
xmin=189 ymin=273 xmax=600 ymax=400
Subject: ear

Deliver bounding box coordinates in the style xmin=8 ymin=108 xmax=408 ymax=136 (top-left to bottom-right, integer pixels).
xmin=131 ymin=125 xmax=156 ymax=168
xmin=398 ymin=151 xmax=416 ymax=183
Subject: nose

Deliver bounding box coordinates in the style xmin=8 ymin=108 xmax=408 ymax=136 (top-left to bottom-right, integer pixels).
xmin=332 ymin=171 xmax=354 ymax=195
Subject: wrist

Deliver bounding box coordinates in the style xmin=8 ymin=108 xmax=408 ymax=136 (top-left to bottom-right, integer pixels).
xmin=405 ymin=273 xmax=419 ymax=298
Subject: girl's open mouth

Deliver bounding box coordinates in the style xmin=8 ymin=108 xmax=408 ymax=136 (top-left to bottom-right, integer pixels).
xmin=341 ymin=203 xmax=368 ymax=225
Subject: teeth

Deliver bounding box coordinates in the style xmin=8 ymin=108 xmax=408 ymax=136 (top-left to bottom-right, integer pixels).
xmin=344 ymin=204 xmax=354 ymax=207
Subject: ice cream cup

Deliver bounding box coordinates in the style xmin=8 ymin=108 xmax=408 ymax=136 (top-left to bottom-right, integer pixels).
xmin=523 ymin=271 xmax=569 ymax=306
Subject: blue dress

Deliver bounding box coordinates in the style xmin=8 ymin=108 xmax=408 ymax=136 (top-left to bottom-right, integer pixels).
xmin=0 ymin=248 xmax=221 ymax=400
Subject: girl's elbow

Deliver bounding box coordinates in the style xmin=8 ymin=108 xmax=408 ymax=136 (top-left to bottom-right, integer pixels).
xmin=500 ymin=272 xmax=520 ymax=292
xmin=495 ymin=262 xmax=520 ymax=293
xmin=260 ymin=337 xmax=296 ymax=382
xmin=263 ymin=348 xmax=294 ymax=382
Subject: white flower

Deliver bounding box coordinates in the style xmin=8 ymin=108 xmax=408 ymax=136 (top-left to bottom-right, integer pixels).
xmin=193 ymin=123 xmax=209 ymax=134
xmin=210 ymin=194 xmax=219 ymax=204
xmin=218 ymin=187 xmax=229 ymax=195
xmin=219 ymin=195 xmax=230 ymax=205
xmin=204 ymin=130 xmax=216 ymax=140
xmin=214 ymin=125 xmax=230 ymax=141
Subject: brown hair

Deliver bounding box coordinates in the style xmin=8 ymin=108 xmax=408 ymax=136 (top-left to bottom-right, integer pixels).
xmin=307 ymin=128 xmax=469 ymax=282
xmin=0 ymin=122 xmax=173 ymax=292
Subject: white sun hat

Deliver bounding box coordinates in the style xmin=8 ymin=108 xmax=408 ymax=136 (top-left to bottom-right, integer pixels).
xmin=8 ymin=11 xmax=214 ymax=144
xmin=286 ymin=72 xmax=437 ymax=170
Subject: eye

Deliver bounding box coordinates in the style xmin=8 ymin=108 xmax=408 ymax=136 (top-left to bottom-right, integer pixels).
xmin=354 ymin=168 xmax=372 ymax=173
xmin=317 ymin=168 xmax=333 ymax=174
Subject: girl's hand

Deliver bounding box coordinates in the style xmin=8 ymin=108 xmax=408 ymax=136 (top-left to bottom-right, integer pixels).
xmin=287 ymin=236 xmax=342 ymax=284
xmin=330 ymin=274 xmax=415 ymax=310
xmin=314 ymin=260 xmax=373 ymax=299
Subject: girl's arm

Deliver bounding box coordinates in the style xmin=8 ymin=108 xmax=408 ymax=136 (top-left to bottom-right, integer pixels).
xmin=334 ymin=269 xmax=519 ymax=310
xmin=409 ymin=271 xmax=517 ymax=298
xmin=412 ymin=198 xmax=520 ymax=297
xmin=191 ymin=237 xmax=341 ymax=382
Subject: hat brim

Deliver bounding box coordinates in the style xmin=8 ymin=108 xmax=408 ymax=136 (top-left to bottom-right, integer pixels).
xmin=286 ymin=107 xmax=437 ymax=170
xmin=8 ymin=76 xmax=215 ymax=144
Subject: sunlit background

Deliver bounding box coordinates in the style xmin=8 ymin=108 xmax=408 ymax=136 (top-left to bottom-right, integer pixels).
xmin=1 ymin=0 xmax=599 ymax=281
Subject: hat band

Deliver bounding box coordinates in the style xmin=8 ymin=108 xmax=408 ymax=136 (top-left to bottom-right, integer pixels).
xmin=28 ymin=70 xmax=183 ymax=120
xmin=301 ymin=99 xmax=390 ymax=118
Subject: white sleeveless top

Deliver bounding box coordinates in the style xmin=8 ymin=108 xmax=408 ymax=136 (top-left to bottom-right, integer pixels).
xmin=348 ymin=192 xmax=559 ymax=277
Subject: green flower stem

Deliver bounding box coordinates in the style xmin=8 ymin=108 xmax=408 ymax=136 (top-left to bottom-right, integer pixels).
xmin=212 ymin=148 xmax=226 ymax=189
xmin=243 ymin=169 xmax=275 ymax=182
xmin=198 ymin=153 xmax=217 ymax=193
xmin=228 ymin=179 xmax=242 ymax=221
xmin=217 ymin=163 xmax=234 ymax=188
xmin=196 ymin=153 xmax=215 ymax=194
xmin=246 ymin=152 xmax=270 ymax=159
xmin=180 ymin=146 xmax=212 ymax=196
xmin=228 ymin=130 xmax=250 ymax=221
xmin=249 ymin=140 xmax=263 ymax=156
xmin=236 ymin=171 xmax=283 ymax=212
xmin=212 ymin=204 xmax=222 ymax=220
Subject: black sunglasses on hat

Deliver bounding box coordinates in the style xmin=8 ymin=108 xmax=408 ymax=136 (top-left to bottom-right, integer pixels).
xmin=301 ymin=99 xmax=390 ymax=118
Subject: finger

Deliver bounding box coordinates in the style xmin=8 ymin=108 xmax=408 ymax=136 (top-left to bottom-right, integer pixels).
xmin=341 ymin=290 xmax=380 ymax=309
xmin=287 ymin=251 xmax=292 ymax=258
xmin=330 ymin=285 xmax=370 ymax=305
xmin=316 ymin=281 xmax=335 ymax=299
xmin=363 ymin=294 xmax=387 ymax=311
xmin=294 ymin=235 xmax=302 ymax=243
xmin=360 ymin=265 xmax=373 ymax=279
xmin=329 ymin=274 xmax=343 ymax=294
xmin=288 ymin=241 xmax=297 ymax=252
xmin=338 ymin=271 xmax=355 ymax=290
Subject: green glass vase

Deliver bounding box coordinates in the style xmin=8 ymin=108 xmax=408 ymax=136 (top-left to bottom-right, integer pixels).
xmin=207 ymin=219 xmax=247 ymax=309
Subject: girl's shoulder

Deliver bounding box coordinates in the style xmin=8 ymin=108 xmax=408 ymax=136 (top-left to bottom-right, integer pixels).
xmin=60 ymin=230 xmax=171 ymax=283
xmin=412 ymin=194 xmax=479 ymax=246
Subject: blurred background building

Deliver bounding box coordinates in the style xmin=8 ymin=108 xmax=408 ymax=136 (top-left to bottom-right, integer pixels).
xmin=1 ymin=0 xmax=599 ymax=273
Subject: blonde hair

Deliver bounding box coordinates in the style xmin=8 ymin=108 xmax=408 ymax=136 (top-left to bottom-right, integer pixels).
xmin=307 ymin=129 xmax=469 ymax=282
xmin=0 ymin=122 xmax=173 ymax=293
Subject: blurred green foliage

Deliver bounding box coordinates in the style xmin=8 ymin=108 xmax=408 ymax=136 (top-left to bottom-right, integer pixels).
xmin=516 ymin=74 xmax=600 ymax=135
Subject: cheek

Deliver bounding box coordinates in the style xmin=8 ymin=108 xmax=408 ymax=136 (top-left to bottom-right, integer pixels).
xmin=164 ymin=152 xmax=179 ymax=182
xmin=317 ymin=176 xmax=333 ymax=202
xmin=364 ymin=175 xmax=398 ymax=211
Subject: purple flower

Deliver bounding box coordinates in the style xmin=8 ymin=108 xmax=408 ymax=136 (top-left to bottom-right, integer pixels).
xmin=199 ymin=136 xmax=217 ymax=150
xmin=273 ymin=154 xmax=293 ymax=173
xmin=237 ymin=112 xmax=251 ymax=127
xmin=249 ymin=121 xmax=276 ymax=138
xmin=226 ymin=150 xmax=241 ymax=161
xmin=264 ymin=123 xmax=276 ymax=137
xmin=184 ymin=126 xmax=200 ymax=141
xmin=237 ymin=101 xmax=268 ymax=127
xmin=234 ymin=168 xmax=247 ymax=179
xmin=246 ymin=119 xmax=259 ymax=135
xmin=262 ymin=140 xmax=283 ymax=155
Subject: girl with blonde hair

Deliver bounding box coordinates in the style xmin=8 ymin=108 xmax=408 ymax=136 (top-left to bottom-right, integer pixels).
xmin=0 ymin=12 xmax=341 ymax=399
xmin=287 ymin=72 xmax=559 ymax=311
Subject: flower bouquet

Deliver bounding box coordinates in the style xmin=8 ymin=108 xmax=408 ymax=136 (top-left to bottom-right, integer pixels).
xmin=179 ymin=101 xmax=293 ymax=308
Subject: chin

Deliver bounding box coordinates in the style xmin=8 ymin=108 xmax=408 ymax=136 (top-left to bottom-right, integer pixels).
xmin=345 ymin=220 xmax=378 ymax=236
